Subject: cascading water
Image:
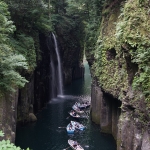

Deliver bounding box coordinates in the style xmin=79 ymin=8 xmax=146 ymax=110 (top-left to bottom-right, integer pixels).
xmin=47 ymin=33 xmax=63 ymax=98
xmin=52 ymin=33 xmax=63 ymax=97
xmin=50 ymin=54 xmax=56 ymax=98
xmin=47 ymin=36 xmax=56 ymax=98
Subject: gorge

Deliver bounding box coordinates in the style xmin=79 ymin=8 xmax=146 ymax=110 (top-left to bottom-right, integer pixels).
xmin=0 ymin=0 xmax=150 ymax=150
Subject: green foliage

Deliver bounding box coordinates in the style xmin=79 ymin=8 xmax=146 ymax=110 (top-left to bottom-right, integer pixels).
xmin=0 ymin=53 xmax=28 ymax=89
xmin=50 ymin=0 xmax=86 ymax=64
xmin=83 ymin=0 xmax=148 ymax=104
xmin=0 ymin=1 xmax=15 ymax=40
xmin=115 ymin=0 xmax=150 ymax=101
xmin=0 ymin=131 xmax=4 ymax=137
xmin=0 ymin=1 xmax=28 ymax=92
xmin=0 ymin=131 xmax=29 ymax=150
xmin=92 ymin=0 xmax=150 ymax=101
xmin=5 ymin=0 xmax=53 ymax=33
xmin=66 ymin=0 xmax=103 ymax=60
xmin=0 ymin=140 xmax=21 ymax=150
xmin=9 ymin=34 xmax=36 ymax=72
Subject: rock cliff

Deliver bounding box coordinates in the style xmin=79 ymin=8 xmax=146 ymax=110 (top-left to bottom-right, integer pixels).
xmin=0 ymin=30 xmax=84 ymax=141
xmin=0 ymin=91 xmax=18 ymax=143
xmin=87 ymin=0 xmax=150 ymax=149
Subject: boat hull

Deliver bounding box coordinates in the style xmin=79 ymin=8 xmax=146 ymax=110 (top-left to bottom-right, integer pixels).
xmin=68 ymin=139 xmax=84 ymax=150
xmin=75 ymin=102 xmax=90 ymax=109
xmin=71 ymin=121 xmax=85 ymax=131
xmin=66 ymin=123 xmax=75 ymax=134
xmin=69 ymin=111 xmax=80 ymax=118
xmin=72 ymin=105 xmax=84 ymax=114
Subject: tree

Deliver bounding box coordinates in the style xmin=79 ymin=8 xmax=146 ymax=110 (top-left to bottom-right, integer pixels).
xmin=0 ymin=1 xmax=28 ymax=92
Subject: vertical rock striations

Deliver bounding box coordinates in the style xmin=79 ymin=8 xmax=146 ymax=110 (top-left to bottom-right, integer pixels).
xmin=55 ymin=20 xmax=85 ymax=85
xmin=88 ymin=0 xmax=150 ymax=149
xmin=91 ymin=80 xmax=121 ymax=139
xmin=0 ymin=91 xmax=18 ymax=142
xmin=0 ymin=29 xmax=85 ymax=141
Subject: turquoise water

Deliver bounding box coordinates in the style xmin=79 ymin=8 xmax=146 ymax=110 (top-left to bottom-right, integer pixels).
xmin=15 ymin=62 xmax=116 ymax=150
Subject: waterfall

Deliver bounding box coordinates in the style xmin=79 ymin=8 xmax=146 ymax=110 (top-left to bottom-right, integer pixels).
xmin=47 ymin=33 xmax=63 ymax=99
xmin=52 ymin=33 xmax=63 ymax=96
xmin=50 ymin=54 xmax=56 ymax=98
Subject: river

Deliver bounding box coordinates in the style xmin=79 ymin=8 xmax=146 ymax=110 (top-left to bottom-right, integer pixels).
xmin=15 ymin=62 xmax=116 ymax=150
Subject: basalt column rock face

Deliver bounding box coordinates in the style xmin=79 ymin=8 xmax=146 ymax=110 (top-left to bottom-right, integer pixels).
xmin=91 ymin=80 xmax=121 ymax=139
xmin=16 ymin=30 xmax=85 ymax=124
xmin=55 ymin=27 xmax=84 ymax=85
xmin=72 ymin=64 xmax=85 ymax=80
xmin=17 ymin=74 xmax=36 ymax=124
xmin=34 ymin=33 xmax=52 ymax=106
xmin=61 ymin=40 xmax=85 ymax=85
xmin=17 ymin=33 xmax=51 ymax=124
xmin=91 ymin=81 xmax=102 ymax=125
xmin=0 ymin=33 xmax=51 ymax=140
xmin=88 ymin=0 xmax=150 ymax=149
xmin=0 ymin=91 xmax=18 ymax=142
xmin=117 ymin=104 xmax=150 ymax=150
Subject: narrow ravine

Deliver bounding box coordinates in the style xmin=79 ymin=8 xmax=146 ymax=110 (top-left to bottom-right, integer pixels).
xmin=15 ymin=62 xmax=116 ymax=150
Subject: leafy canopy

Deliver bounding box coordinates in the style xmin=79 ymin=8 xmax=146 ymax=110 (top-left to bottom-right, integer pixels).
xmin=0 ymin=1 xmax=28 ymax=92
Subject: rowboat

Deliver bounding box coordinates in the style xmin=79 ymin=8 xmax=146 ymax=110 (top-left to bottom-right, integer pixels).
xmin=66 ymin=123 xmax=75 ymax=134
xmin=71 ymin=121 xmax=85 ymax=131
xmin=75 ymin=101 xmax=90 ymax=109
xmin=68 ymin=139 xmax=84 ymax=150
xmin=72 ymin=104 xmax=84 ymax=114
xmin=69 ymin=110 xmax=80 ymax=118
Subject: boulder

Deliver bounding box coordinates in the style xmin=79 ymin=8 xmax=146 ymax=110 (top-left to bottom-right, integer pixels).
xmin=28 ymin=113 xmax=37 ymax=122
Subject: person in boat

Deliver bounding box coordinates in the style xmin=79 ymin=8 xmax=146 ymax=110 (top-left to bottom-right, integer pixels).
xmin=69 ymin=126 xmax=71 ymax=130
xmin=69 ymin=123 xmax=73 ymax=130
xmin=73 ymin=141 xmax=78 ymax=148
xmin=76 ymin=106 xmax=81 ymax=111
xmin=76 ymin=124 xmax=79 ymax=128
xmin=75 ymin=102 xmax=79 ymax=107
xmin=71 ymin=110 xmax=74 ymax=115
xmin=72 ymin=111 xmax=76 ymax=116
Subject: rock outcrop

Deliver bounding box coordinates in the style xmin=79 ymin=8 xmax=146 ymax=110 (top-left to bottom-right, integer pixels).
xmin=0 ymin=0 xmax=85 ymax=143
xmin=0 ymin=30 xmax=84 ymax=141
xmin=28 ymin=113 xmax=37 ymax=122
xmin=0 ymin=91 xmax=18 ymax=142
xmin=55 ymin=21 xmax=84 ymax=85
xmin=91 ymin=80 xmax=150 ymax=150
xmin=88 ymin=0 xmax=150 ymax=149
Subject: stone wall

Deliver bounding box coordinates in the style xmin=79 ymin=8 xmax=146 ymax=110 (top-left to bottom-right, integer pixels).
xmin=17 ymin=33 xmax=50 ymax=125
xmin=117 ymin=106 xmax=150 ymax=150
xmin=0 ymin=91 xmax=18 ymax=142
xmin=91 ymin=80 xmax=121 ymax=139
xmin=17 ymin=74 xmax=37 ymax=124
xmin=87 ymin=0 xmax=150 ymax=149
xmin=90 ymin=80 xmax=150 ymax=149
xmin=64 ymin=65 xmax=84 ymax=85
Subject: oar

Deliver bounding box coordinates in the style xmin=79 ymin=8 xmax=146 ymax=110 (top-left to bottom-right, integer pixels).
xmin=58 ymin=127 xmax=66 ymax=128
xmin=66 ymin=116 xmax=70 ymax=119
xmin=63 ymin=146 xmax=70 ymax=150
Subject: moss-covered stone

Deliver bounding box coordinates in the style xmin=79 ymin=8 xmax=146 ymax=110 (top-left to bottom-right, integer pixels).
xmin=87 ymin=0 xmax=150 ymax=149
xmin=89 ymin=0 xmax=150 ymax=123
